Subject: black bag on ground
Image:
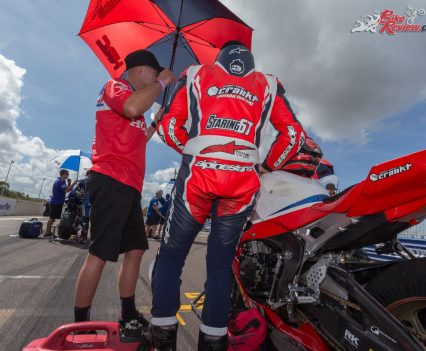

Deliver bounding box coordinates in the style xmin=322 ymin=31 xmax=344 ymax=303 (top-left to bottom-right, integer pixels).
xmin=19 ymin=218 xmax=43 ymax=238
xmin=58 ymin=209 xmax=77 ymax=240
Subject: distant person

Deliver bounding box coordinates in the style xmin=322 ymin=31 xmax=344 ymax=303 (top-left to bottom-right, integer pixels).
xmin=156 ymin=193 xmax=171 ymax=237
xmin=326 ymin=183 xmax=337 ymax=196
xmin=73 ymin=49 xmax=176 ymax=338
xmin=45 ymin=170 xmax=76 ymax=236
xmin=145 ymin=190 xmax=166 ymax=239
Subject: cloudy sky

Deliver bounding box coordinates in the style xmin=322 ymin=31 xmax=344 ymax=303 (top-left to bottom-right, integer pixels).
xmin=0 ymin=0 xmax=425 ymax=204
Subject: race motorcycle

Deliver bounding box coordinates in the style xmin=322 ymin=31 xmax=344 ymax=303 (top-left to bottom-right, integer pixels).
xmin=231 ymin=149 xmax=426 ymax=350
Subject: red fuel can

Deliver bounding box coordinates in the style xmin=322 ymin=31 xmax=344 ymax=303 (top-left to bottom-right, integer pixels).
xmin=22 ymin=321 xmax=149 ymax=351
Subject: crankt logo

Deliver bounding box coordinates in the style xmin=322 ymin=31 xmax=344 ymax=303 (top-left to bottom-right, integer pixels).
xmin=369 ymin=163 xmax=412 ymax=182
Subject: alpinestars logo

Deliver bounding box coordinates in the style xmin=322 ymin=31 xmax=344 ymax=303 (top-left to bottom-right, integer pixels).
xmin=195 ymin=160 xmax=253 ymax=172
xmin=207 ymin=85 xmax=259 ymax=106
xmin=344 ymin=329 xmax=359 ymax=348
xmin=206 ymin=115 xmax=253 ymax=135
xmin=230 ymin=59 xmax=245 ymax=75
xmin=369 ymin=163 xmax=412 ymax=182
xmin=168 ymin=118 xmax=184 ymax=151
xmin=273 ymin=126 xmax=298 ymax=167
xmin=200 ymin=141 xmax=255 ymax=159
xmin=229 ymin=47 xmax=248 ymax=55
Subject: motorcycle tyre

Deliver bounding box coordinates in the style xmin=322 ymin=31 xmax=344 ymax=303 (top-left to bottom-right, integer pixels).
xmin=366 ymin=257 xmax=426 ymax=345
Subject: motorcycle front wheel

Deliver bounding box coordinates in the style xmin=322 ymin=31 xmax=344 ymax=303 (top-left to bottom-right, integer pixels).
xmin=366 ymin=257 xmax=426 ymax=345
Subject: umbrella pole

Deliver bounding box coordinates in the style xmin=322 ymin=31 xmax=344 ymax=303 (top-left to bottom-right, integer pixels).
xmin=76 ymin=154 xmax=81 ymax=181
xmin=161 ymin=0 xmax=184 ymax=107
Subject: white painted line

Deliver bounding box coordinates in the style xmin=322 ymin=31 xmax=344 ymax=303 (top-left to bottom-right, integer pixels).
xmin=0 ymin=275 xmax=66 ymax=283
xmin=0 ymin=217 xmax=45 ymax=221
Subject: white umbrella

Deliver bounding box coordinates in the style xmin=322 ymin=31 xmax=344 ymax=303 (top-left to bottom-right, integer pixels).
xmin=52 ymin=149 xmax=92 ymax=179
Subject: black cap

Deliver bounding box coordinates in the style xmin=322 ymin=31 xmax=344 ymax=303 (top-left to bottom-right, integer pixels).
xmin=125 ymin=50 xmax=164 ymax=72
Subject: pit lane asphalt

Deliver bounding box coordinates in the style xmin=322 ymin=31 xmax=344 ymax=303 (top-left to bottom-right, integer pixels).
xmin=0 ymin=216 xmax=208 ymax=351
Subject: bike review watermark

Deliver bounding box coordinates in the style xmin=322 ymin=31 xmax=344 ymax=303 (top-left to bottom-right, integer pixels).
xmin=351 ymin=5 xmax=426 ymax=35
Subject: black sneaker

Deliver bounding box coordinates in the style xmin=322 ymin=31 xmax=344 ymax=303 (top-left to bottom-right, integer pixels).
xmin=119 ymin=313 xmax=150 ymax=339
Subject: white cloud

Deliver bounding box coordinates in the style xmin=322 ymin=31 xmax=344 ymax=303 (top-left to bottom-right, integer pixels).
xmin=221 ymin=0 xmax=426 ymax=143
xmin=0 ymin=54 xmax=62 ymax=198
xmin=0 ymin=53 xmax=176 ymax=202
xmin=149 ymin=162 xmax=179 ymax=183
xmin=141 ymin=162 xmax=179 ymax=206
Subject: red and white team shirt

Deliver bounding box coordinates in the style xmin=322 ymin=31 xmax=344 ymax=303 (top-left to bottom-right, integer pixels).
xmin=91 ymin=78 xmax=147 ymax=192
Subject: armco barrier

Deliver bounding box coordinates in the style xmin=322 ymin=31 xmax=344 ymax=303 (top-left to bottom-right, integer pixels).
xmin=0 ymin=196 xmax=44 ymax=216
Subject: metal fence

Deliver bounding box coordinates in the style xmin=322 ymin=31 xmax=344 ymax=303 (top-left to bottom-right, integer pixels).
xmin=399 ymin=221 xmax=426 ymax=239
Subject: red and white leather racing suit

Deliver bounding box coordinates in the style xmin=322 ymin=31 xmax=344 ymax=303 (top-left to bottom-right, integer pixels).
xmin=158 ymin=63 xmax=305 ymax=222
xmin=152 ymin=61 xmax=306 ymax=335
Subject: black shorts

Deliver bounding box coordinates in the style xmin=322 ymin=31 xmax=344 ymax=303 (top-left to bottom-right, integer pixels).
xmin=49 ymin=204 xmax=63 ymax=219
xmin=159 ymin=216 xmax=166 ymax=225
xmin=87 ymin=171 xmax=148 ymax=262
xmin=146 ymin=215 xmax=160 ymax=226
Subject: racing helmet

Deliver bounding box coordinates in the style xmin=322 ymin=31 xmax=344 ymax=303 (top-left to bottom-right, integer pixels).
xmin=215 ymin=40 xmax=255 ymax=77
xmin=281 ymin=137 xmax=323 ymax=177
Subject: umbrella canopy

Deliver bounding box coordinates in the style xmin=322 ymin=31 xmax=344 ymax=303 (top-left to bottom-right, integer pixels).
xmin=52 ymin=150 xmax=92 ymax=178
xmin=79 ymin=0 xmax=253 ymax=82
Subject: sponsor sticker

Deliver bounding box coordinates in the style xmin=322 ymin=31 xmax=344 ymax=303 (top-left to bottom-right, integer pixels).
xmin=230 ymin=59 xmax=245 ymax=75
xmin=370 ymin=326 xmax=397 ymax=344
xmin=195 ymin=160 xmax=253 ymax=172
xmin=273 ymin=126 xmax=298 ymax=167
xmin=229 ymin=47 xmax=248 ymax=55
xmin=369 ymin=163 xmax=412 ymax=182
xmin=344 ymin=329 xmax=359 ymax=348
xmin=168 ymin=118 xmax=184 ymax=150
xmin=207 ymin=85 xmax=259 ymax=105
xmin=206 ymin=115 xmax=253 ymax=135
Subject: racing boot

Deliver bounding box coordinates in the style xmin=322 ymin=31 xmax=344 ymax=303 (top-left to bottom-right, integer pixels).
xmin=150 ymin=323 xmax=178 ymax=351
xmin=197 ymin=330 xmax=228 ymax=351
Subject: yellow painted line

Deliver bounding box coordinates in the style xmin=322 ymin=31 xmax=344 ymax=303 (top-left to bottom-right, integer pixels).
xmin=0 ymin=309 xmax=15 ymax=329
xmin=176 ymin=312 xmax=186 ymax=325
xmin=179 ymin=304 xmax=202 ymax=311
xmin=184 ymin=292 xmax=202 ymax=299
xmin=179 ymin=304 xmax=192 ymax=311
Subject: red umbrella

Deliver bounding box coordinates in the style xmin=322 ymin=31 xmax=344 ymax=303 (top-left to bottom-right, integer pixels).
xmin=79 ymin=0 xmax=253 ymax=80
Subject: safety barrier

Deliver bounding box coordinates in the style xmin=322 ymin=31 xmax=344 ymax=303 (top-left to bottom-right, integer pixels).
xmin=0 ymin=196 xmax=44 ymax=216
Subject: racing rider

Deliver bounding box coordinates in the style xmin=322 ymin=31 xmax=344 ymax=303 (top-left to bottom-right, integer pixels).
xmin=151 ymin=41 xmax=306 ymax=350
